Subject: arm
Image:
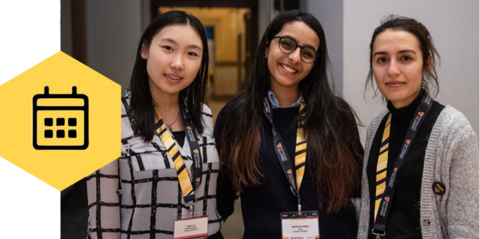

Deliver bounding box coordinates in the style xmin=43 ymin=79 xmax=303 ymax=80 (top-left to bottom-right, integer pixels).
xmin=214 ymin=105 xmax=238 ymax=222
xmin=216 ymin=165 xmax=239 ymax=222
xmin=86 ymin=159 xmax=121 ymax=239
xmin=446 ymin=127 xmax=479 ymax=238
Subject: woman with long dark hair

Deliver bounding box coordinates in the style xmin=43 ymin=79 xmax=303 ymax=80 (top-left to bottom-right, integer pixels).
xmin=358 ymin=16 xmax=478 ymax=239
xmin=87 ymin=11 xmax=223 ymax=239
xmin=215 ymin=10 xmax=363 ymax=239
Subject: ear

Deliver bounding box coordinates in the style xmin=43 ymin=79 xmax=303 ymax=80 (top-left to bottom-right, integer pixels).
xmin=423 ymin=55 xmax=432 ymax=74
xmin=141 ymin=43 xmax=149 ymax=59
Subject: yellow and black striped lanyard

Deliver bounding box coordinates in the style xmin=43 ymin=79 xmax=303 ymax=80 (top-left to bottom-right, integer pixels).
xmin=154 ymin=107 xmax=202 ymax=211
xmin=372 ymin=94 xmax=433 ymax=239
xmin=262 ymin=97 xmax=307 ymax=214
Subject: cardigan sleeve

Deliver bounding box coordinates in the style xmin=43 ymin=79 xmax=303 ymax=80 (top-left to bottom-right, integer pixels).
xmin=86 ymin=159 xmax=121 ymax=239
xmin=445 ymin=125 xmax=479 ymax=237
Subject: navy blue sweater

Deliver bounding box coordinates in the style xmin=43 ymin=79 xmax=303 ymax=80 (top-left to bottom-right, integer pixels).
xmin=215 ymin=102 xmax=361 ymax=239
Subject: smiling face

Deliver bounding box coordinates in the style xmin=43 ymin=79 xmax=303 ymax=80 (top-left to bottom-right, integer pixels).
xmin=266 ymin=21 xmax=319 ymax=91
xmin=141 ymin=24 xmax=203 ymax=96
xmin=372 ymin=29 xmax=430 ymax=108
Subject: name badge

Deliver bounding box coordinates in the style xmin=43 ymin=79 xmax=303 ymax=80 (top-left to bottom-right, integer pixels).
xmin=281 ymin=211 xmax=320 ymax=239
xmin=174 ymin=216 xmax=208 ymax=239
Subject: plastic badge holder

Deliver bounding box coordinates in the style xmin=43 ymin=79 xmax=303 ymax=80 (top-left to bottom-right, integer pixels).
xmin=174 ymin=210 xmax=208 ymax=239
xmin=281 ymin=211 xmax=320 ymax=239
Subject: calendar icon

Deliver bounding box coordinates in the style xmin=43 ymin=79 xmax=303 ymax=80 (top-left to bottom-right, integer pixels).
xmin=33 ymin=86 xmax=89 ymax=150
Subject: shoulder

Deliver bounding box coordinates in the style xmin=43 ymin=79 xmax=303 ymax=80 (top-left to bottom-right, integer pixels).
xmin=333 ymin=96 xmax=361 ymax=119
xmin=334 ymin=96 xmax=350 ymax=108
xmin=218 ymin=100 xmax=239 ymax=117
xmin=366 ymin=110 xmax=389 ymax=143
xmin=433 ymin=105 xmax=476 ymax=142
xmin=121 ymin=91 xmax=132 ymax=115
xmin=330 ymin=96 xmax=355 ymax=120
xmin=368 ymin=111 xmax=389 ymax=129
xmin=213 ymin=98 xmax=246 ymax=138
xmin=427 ymin=105 xmax=477 ymax=164
xmin=121 ymin=91 xmax=135 ymax=139
xmin=200 ymin=103 xmax=214 ymax=135
xmin=201 ymin=103 xmax=213 ymax=116
xmin=216 ymin=99 xmax=242 ymax=124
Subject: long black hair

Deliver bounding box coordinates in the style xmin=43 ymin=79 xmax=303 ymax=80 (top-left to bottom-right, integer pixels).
xmin=128 ymin=10 xmax=209 ymax=141
xmin=216 ymin=10 xmax=363 ymax=213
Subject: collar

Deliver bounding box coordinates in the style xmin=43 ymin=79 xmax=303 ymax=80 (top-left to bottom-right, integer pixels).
xmin=268 ymin=90 xmax=302 ymax=108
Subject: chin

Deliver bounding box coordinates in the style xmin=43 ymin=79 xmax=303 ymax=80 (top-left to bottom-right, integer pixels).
xmin=379 ymin=88 xmax=400 ymax=100
xmin=157 ymin=84 xmax=185 ymax=95
xmin=275 ymin=76 xmax=300 ymax=88
xmin=384 ymin=93 xmax=407 ymax=103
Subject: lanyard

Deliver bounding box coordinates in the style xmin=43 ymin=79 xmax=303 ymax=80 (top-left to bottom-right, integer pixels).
xmin=262 ymin=97 xmax=307 ymax=214
xmin=154 ymin=107 xmax=202 ymax=209
xmin=372 ymin=94 xmax=433 ymax=238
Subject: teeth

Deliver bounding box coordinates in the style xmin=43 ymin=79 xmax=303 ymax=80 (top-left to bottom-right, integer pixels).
xmin=282 ymin=64 xmax=296 ymax=73
xmin=166 ymin=74 xmax=180 ymax=80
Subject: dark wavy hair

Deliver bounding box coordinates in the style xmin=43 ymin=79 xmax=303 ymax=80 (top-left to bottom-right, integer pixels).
xmin=128 ymin=10 xmax=209 ymax=141
xmin=366 ymin=15 xmax=441 ymax=98
xmin=216 ymin=10 xmax=363 ymax=213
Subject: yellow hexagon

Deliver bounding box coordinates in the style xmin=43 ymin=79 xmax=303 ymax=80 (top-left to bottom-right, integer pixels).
xmin=0 ymin=51 xmax=121 ymax=191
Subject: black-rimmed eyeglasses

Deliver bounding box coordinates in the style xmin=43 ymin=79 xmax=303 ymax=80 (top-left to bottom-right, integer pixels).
xmin=272 ymin=36 xmax=317 ymax=64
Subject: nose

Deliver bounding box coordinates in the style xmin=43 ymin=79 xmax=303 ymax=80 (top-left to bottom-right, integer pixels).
xmin=288 ymin=47 xmax=302 ymax=64
xmin=170 ymin=53 xmax=184 ymax=71
xmin=387 ymin=60 xmax=400 ymax=76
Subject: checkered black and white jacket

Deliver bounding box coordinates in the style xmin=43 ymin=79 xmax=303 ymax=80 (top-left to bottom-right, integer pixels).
xmin=86 ymin=92 xmax=222 ymax=239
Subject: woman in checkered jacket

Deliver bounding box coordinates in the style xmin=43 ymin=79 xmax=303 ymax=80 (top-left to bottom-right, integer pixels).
xmin=86 ymin=11 xmax=223 ymax=239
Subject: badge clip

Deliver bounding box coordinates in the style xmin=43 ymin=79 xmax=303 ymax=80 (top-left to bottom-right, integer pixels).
xmin=371 ymin=229 xmax=385 ymax=239
xmin=297 ymin=196 xmax=302 ymax=215
xmin=189 ymin=204 xmax=194 ymax=216
xmin=125 ymin=144 xmax=131 ymax=156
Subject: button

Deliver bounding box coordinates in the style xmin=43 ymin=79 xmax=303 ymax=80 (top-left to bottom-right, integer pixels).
xmin=422 ymin=219 xmax=431 ymax=226
xmin=432 ymin=182 xmax=446 ymax=195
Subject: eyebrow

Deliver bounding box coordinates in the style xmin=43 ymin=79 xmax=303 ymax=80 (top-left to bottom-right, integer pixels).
xmin=160 ymin=38 xmax=202 ymax=51
xmin=279 ymin=35 xmax=317 ymax=51
xmin=373 ymin=49 xmax=417 ymax=57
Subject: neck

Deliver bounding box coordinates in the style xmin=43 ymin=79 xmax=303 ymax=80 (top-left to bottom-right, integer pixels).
xmin=149 ymin=80 xmax=184 ymax=131
xmin=391 ymin=88 xmax=421 ymax=109
xmin=270 ymin=82 xmax=300 ymax=108
xmin=150 ymin=82 xmax=180 ymax=112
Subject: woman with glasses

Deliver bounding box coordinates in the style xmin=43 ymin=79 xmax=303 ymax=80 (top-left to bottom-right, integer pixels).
xmin=215 ymin=10 xmax=363 ymax=239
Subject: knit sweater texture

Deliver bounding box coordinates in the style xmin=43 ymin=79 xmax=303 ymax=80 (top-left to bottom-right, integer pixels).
xmin=357 ymin=105 xmax=479 ymax=239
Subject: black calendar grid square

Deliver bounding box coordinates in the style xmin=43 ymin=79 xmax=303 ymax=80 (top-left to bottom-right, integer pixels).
xmin=42 ymin=117 xmax=79 ymax=139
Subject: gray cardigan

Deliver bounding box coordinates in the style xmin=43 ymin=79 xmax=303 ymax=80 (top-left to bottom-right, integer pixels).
xmin=357 ymin=105 xmax=479 ymax=239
